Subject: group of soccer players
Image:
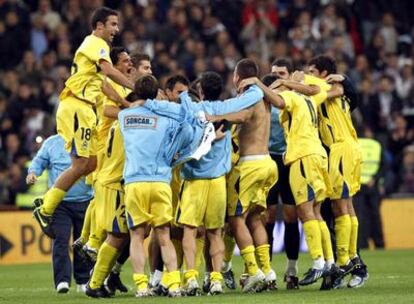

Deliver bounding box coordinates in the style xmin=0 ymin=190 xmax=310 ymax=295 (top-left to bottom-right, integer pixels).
xmin=32 ymin=6 xmax=369 ymax=298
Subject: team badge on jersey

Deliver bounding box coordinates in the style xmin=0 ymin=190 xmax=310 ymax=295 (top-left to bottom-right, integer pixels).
xmin=99 ymin=48 xmax=107 ymax=57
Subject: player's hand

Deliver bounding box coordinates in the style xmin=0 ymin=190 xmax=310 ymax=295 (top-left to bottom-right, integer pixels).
xmin=291 ymin=70 xmax=304 ymax=82
xmin=156 ymin=89 xmax=168 ymax=100
xmin=269 ymin=79 xmax=284 ymax=90
xmin=238 ymin=77 xmax=259 ymax=91
xmin=325 ymin=74 xmax=345 ymax=83
xmin=26 ymin=172 xmax=38 ymax=185
xmin=214 ymin=124 xmax=226 ymax=140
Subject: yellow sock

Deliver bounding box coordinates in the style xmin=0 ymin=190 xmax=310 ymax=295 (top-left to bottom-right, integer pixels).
xmin=335 ymin=215 xmax=351 ymax=266
xmin=303 ymin=220 xmax=323 ymax=260
xmin=210 ymin=271 xmax=223 ymax=283
xmin=223 ymin=233 xmax=236 ymax=263
xmin=349 ymin=216 xmax=359 ymax=258
xmin=168 ymin=270 xmax=181 ymax=291
xmin=133 ymin=273 xmax=148 ymax=291
xmin=195 ymin=237 xmax=205 ymax=271
xmin=255 ymin=244 xmax=271 ymax=274
xmin=319 ymin=220 xmax=334 ymax=262
xmin=240 ymin=245 xmax=259 ymax=276
xmin=171 ymin=238 xmax=183 ymax=269
xmin=41 ymin=187 xmax=66 ymax=215
xmin=160 ymin=271 xmax=168 ymax=287
xmin=89 ymin=242 xmax=119 ymax=289
xmin=184 ymin=269 xmax=198 ymax=285
xmin=80 ymin=200 xmax=93 ymax=243
xmin=88 ymin=224 xmax=106 ymax=250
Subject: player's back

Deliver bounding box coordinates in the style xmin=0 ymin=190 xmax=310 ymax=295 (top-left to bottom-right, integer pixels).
xmin=238 ymin=100 xmax=271 ymax=156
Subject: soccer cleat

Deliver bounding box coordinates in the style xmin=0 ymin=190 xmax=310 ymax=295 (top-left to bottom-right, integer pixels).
xmin=284 ymin=274 xmax=299 ymax=290
xmin=76 ymin=284 xmax=87 ymax=293
xmin=85 ymin=284 xmax=112 ymax=298
xmin=105 ymin=271 xmax=128 ymax=295
xmin=222 ymin=269 xmax=237 ymax=290
xmin=33 ymin=198 xmax=43 ymax=208
xmin=56 ymin=282 xmax=69 ymax=294
xmin=149 ymin=270 xmax=163 ymax=289
xmin=72 ymin=238 xmax=88 ymax=262
xmin=239 ymin=273 xmax=249 ymax=290
xmin=320 ymin=264 xmax=340 ymax=290
xmin=185 ymin=278 xmax=201 ymax=296
xmin=33 ymin=207 xmax=55 ymax=239
xmin=208 ymin=280 xmax=223 ymax=295
xmin=242 ymin=270 xmax=266 ymax=293
xmin=168 ymin=288 xmax=182 ymax=297
xmin=299 ymin=267 xmax=326 ymax=286
xmin=83 ymin=244 xmax=98 ymax=264
xmin=348 ymin=257 xmax=369 ymax=288
xmin=264 ymin=269 xmax=277 ymax=291
xmin=331 ymin=261 xmax=355 ymax=289
xmin=153 ymin=283 xmax=169 ymax=296
xmin=135 ymin=288 xmax=154 ymax=298
xmin=202 ymin=273 xmax=211 ymax=293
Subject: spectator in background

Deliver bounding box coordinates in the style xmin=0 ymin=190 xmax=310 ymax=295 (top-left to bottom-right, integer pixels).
xmin=30 ymin=14 xmax=48 ymax=61
xmin=399 ymin=145 xmax=414 ymax=193
xmin=31 ymin=0 xmax=61 ymax=32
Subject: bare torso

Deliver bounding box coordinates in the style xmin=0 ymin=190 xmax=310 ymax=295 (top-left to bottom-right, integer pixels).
xmin=238 ymin=100 xmax=271 ymax=156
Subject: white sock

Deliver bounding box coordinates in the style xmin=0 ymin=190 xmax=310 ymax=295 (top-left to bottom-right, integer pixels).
xmin=285 ymin=259 xmax=298 ymax=276
xmin=326 ymin=258 xmax=335 ymax=268
xmin=313 ymin=257 xmax=325 ymax=270
xmin=221 ymin=261 xmax=232 ymax=272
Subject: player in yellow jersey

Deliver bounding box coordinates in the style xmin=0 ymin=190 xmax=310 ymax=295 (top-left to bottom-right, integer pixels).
xmin=86 ymin=95 xmax=135 ymax=297
xmin=304 ymin=55 xmax=364 ymax=288
xmin=236 ymin=72 xmax=343 ymax=287
xmin=33 ymin=7 xmax=134 ymax=238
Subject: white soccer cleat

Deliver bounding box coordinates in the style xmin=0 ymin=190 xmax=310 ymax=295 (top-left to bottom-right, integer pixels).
xmin=76 ymin=284 xmax=87 ymax=293
xmin=56 ymin=282 xmax=69 ymax=294
xmin=208 ymin=280 xmax=223 ymax=295
xmin=135 ymin=288 xmax=154 ymax=298
xmin=149 ymin=270 xmax=163 ymax=288
xmin=185 ymin=278 xmax=201 ymax=296
xmin=264 ymin=269 xmax=278 ymax=290
xmin=242 ymin=270 xmax=265 ymax=293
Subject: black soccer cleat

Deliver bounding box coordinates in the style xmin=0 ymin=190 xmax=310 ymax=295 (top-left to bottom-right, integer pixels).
xmin=222 ymin=269 xmax=237 ymax=290
xmin=284 ymin=274 xmax=299 ymax=290
xmin=33 ymin=207 xmax=55 ymax=239
xmin=105 ymin=271 xmax=128 ymax=294
xmin=202 ymin=275 xmax=211 ymax=293
xmin=72 ymin=238 xmax=88 ymax=262
xmin=153 ymin=283 xmax=169 ymax=296
xmin=299 ymin=267 xmax=325 ymax=286
xmin=348 ymin=257 xmax=369 ymax=288
xmin=320 ymin=264 xmax=341 ymax=290
xmin=85 ymin=284 xmax=112 ymax=298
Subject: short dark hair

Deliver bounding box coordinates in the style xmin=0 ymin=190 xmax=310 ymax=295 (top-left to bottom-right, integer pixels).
xmin=125 ymin=92 xmax=139 ymax=102
xmin=134 ymin=75 xmax=159 ymax=100
xmin=308 ymin=55 xmax=337 ymax=74
xmin=131 ymin=53 xmax=150 ymax=67
xmin=200 ymin=72 xmax=223 ymax=100
xmin=165 ymin=75 xmax=189 ymax=91
xmin=235 ymin=59 xmax=259 ymax=80
xmin=110 ymin=47 xmax=128 ymax=65
xmin=271 ymin=58 xmax=293 ymax=73
xmin=91 ymin=7 xmax=118 ymax=29
xmin=261 ymin=74 xmax=279 ymax=87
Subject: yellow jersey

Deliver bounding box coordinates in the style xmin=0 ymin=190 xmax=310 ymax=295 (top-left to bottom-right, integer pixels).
xmin=279 ymin=90 xmax=327 ymax=165
xmin=304 ymin=75 xmax=358 ymax=147
xmin=60 ymin=34 xmax=112 ymax=105
xmin=96 ymin=80 xmax=130 ymax=152
xmin=96 ymin=121 xmax=125 ymax=190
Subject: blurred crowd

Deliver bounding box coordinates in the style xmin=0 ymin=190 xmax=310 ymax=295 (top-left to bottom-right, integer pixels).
xmin=1 ymin=0 xmax=414 ymax=206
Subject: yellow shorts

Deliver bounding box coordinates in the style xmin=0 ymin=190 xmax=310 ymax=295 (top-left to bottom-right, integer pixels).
xmin=125 ymin=182 xmax=172 ymax=228
xmin=329 ymin=141 xmax=362 ymax=199
xmin=170 ymin=166 xmax=183 ymax=226
xmin=94 ymin=181 xmax=127 ymax=234
xmin=289 ymin=154 xmax=331 ymax=205
xmin=56 ymin=96 xmax=97 ymax=158
xmin=176 ymin=176 xmax=226 ymax=229
xmin=228 ymin=155 xmax=278 ymax=216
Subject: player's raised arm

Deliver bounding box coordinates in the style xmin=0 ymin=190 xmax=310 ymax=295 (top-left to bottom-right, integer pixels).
xmin=100 ymin=60 xmax=134 ymax=90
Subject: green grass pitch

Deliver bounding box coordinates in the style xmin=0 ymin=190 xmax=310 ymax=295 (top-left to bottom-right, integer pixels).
xmin=0 ymin=249 xmax=413 ymax=304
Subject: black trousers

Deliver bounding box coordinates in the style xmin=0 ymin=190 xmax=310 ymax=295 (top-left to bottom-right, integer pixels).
xmin=353 ymin=185 xmax=385 ymax=249
xmin=51 ymin=200 xmax=92 ymax=287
